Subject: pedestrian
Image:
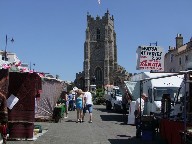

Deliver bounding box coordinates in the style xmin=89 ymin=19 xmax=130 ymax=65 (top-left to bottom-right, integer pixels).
xmin=122 ymin=92 xmax=129 ymax=116
xmin=72 ymin=91 xmax=76 ymax=111
xmin=122 ymin=91 xmax=131 ymax=123
xmin=82 ymin=87 xmax=93 ymax=123
xmin=134 ymin=93 xmax=148 ymax=137
xmin=68 ymin=90 xmax=74 ymax=111
xmin=75 ymin=89 xmax=84 ymax=123
xmin=72 ymin=87 xmax=78 ymax=111
xmin=61 ymin=91 xmax=69 ymax=118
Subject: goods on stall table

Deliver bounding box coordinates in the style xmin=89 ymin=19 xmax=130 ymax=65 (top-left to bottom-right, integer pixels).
xmin=140 ymin=115 xmax=157 ymax=140
xmin=52 ymin=104 xmax=65 ymax=123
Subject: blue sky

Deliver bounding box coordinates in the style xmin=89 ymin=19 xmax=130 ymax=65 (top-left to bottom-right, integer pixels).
xmin=0 ymin=0 xmax=192 ymax=81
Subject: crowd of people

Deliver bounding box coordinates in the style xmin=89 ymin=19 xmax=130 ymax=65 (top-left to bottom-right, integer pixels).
xmin=57 ymin=85 xmax=148 ymax=137
xmin=58 ymin=87 xmax=93 ymax=123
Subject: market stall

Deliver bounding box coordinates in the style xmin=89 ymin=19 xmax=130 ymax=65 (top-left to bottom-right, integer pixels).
xmin=159 ymin=71 xmax=192 ymax=144
xmin=126 ymin=72 xmax=187 ymax=142
xmin=7 ymin=72 xmax=42 ymax=140
xmin=35 ymin=77 xmax=66 ymax=121
xmin=0 ymin=69 xmax=9 ymax=143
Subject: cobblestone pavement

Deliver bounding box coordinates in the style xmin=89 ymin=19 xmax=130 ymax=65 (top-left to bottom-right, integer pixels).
xmin=7 ymin=105 xmax=166 ymax=144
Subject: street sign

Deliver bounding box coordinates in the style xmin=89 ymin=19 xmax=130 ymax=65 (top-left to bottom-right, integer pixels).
xmin=136 ymin=46 xmax=164 ymax=71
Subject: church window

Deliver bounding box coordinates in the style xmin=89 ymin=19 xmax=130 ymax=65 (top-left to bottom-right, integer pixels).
xmin=170 ymin=54 xmax=174 ymax=62
xmin=96 ymin=29 xmax=100 ymax=40
xmin=179 ymin=57 xmax=182 ymax=65
xmin=95 ymin=67 xmax=102 ymax=81
xmin=185 ymin=55 xmax=188 ymax=62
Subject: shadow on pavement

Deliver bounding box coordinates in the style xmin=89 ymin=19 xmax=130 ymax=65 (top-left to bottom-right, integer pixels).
xmin=95 ymin=107 xmax=123 ymax=114
xmin=95 ymin=108 xmax=115 ymax=113
xmin=100 ymin=115 xmax=123 ymax=122
xmin=108 ymin=135 xmax=167 ymax=144
xmin=116 ymin=135 xmax=131 ymax=138
xmin=65 ymin=120 xmax=76 ymax=123
xmin=108 ymin=139 xmax=130 ymax=144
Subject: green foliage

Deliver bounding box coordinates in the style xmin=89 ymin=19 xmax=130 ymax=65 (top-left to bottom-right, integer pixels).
xmin=96 ymin=88 xmax=104 ymax=97
xmin=93 ymin=88 xmax=105 ymax=105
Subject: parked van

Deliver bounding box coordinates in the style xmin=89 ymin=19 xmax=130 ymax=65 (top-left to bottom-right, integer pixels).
xmin=104 ymin=85 xmax=123 ymax=111
xmin=125 ymin=72 xmax=184 ymax=116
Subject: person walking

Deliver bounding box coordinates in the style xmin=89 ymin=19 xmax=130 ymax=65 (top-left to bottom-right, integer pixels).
xmin=61 ymin=91 xmax=69 ymax=118
xmin=68 ymin=90 xmax=74 ymax=111
xmin=75 ymin=89 xmax=84 ymax=123
xmin=82 ymin=87 xmax=93 ymax=123
xmin=134 ymin=93 xmax=148 ymax=137
xmin=122 ymin=91 xmax=131 ymax=123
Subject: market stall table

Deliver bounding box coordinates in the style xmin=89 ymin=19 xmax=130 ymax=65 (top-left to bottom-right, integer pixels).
xmin=160 ymin=119 xmax=192 ymax=144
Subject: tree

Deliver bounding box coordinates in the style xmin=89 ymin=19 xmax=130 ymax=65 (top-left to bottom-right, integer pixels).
xmin=94 ymin=88 xmax=105 ymax=104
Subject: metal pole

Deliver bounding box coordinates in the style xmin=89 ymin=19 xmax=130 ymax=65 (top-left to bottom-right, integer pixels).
xmin=4 ymin=35 xmax=8 ymax=61
xmin=139 ymin=80 xmax=142 ymax=137
xmin=4 ymin=35 xmax=14 ymax=61
xmin=140 ymin=80 xmax=142 ymax=118
xmin=30 ymin=62 xmax=31 ymax=70
xmin=184 ymin=73 xmax=187 ymax=143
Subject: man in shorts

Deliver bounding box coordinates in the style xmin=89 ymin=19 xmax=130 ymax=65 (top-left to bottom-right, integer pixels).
xmin=135 ymin=93 xmax=148 ymax=138
xmin=82 ymin=87 xmax=93 ymax=123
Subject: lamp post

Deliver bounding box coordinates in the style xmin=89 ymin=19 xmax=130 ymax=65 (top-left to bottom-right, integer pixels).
xmin=30 ymin=62 xmax=35 ymax=71
xmin=4 ymin=35 xmax=14 ymax=61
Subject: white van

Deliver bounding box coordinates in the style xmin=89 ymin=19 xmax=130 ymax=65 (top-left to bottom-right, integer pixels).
xmin=104 ymin=85 xmax=123 ymax=111
xmin=125 ymin=72 xmax=184 ymax=116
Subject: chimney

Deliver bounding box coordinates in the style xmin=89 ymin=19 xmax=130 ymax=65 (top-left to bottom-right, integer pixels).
xmin=176 ymin=33 xmax=183 ymax=49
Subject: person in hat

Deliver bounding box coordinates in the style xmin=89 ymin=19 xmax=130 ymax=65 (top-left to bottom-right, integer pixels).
xmin=134 ymin=93 xmax=148 ymax=138
xmin=135 ymin=93 xmax=148 ymax=117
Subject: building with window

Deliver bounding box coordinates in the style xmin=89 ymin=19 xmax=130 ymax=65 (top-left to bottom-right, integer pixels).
xmin=0 ymin=50 xmax=19 ymax=63
xmin=164 ymin=34 xmax=192 ymax=72
xmin=0 ymin=50 xmax=29 ymax=71
xmin=75 ymin=10 xmax=129 ymax=89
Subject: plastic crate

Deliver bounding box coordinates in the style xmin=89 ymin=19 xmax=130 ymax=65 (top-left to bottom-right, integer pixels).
xmin=52 ymin=104 xmax=65 ymax=121
xmin=141 ymin=121 xmax=155 ymax=130
xmin=142 ymin=130 xmax=154 ymax=141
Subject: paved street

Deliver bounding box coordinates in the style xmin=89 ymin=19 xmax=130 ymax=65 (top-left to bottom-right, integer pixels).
xmin=7 ymin=105 xmax=166 ymax=144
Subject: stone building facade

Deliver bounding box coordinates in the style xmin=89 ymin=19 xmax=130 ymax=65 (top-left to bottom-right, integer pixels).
xmin=164 ymin=34 xmax=192 ymax=72
xmin=74 ymin=10 xmax=129 ymax=89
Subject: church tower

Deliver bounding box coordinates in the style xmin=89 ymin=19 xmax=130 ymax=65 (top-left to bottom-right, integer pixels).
xmin=75 ymin=10 xmax=129 ymax=90
xmin=84 ymin=10 xmax=118 ymax=88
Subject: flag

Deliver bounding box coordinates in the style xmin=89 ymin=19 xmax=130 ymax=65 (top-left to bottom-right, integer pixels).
xmin=98 ymin=0 xmax=101 ymax=4
xmin=6 ymin=35 xmax=7 ymax=46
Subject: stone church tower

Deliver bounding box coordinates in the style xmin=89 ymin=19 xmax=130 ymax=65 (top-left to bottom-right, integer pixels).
xmin=75 ymin=10 xmax=129 ymax=89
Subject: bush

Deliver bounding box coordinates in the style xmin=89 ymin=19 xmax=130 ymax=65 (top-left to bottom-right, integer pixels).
xmin=93 ymin=88 xmax=105 ymax=105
